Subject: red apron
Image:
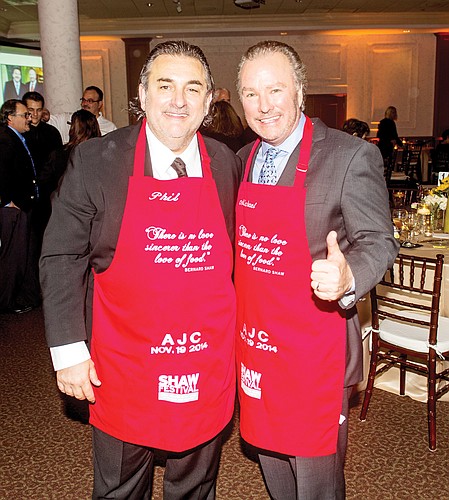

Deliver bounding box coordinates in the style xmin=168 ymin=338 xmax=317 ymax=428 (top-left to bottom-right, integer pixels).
xmin=235 ymin=116 xmax=346 ymax=457
xmin=90 ymin=121 xmax=236 ymax=452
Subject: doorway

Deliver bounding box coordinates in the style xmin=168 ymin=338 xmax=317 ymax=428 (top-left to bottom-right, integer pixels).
xmin=305 ymin=94 xmax=347 ymax=130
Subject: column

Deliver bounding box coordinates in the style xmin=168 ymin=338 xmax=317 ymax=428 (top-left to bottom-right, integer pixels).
xmin=38 ymin=0 xmax=82 ymax=113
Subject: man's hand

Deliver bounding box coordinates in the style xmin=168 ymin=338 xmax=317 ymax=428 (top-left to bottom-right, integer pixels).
xmin=311 ymin=231 xmax=354 ymax=301
xmin=56 ymin=359 xmax=101 ymax=403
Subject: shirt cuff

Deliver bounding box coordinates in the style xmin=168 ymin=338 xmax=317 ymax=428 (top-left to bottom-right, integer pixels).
xmin=338 ymin=278 xmax=356 ymax=308
xmin=50 ymin=341 xmax=91 ymax=371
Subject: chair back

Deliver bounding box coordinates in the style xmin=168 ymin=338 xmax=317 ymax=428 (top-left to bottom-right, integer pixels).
xmin=431 ymin=148 xmax=449 ymax=183
xmin=401 ymin=142 xmax=423 ymax=181
xmin=371 ymin=253 xmax=444 ymax=346
xmin=387 ymin=187 xmax=419 ymax=208
xmin=384 ymin=148 xmax=398 ymax=184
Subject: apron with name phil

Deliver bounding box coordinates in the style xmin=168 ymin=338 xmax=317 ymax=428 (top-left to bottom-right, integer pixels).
xmin=90 ymin=121 xmax=236 ymax=452
xmin=235 ymin=116 xmax=346 ymax=457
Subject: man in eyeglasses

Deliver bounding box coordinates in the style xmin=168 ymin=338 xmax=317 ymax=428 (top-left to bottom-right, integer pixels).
xmin=80 ymin=86 xmax=117 ymax=136
xmin=0 ymin=99 xmax=41 ymax=313
xmin=47 ymin=85 xmax=117 ymax=143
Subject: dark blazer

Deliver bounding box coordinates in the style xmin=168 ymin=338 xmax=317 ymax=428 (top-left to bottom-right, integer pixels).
xmin=3 ymin=80 xmax=27 ymax=101
xmin=23 ymin=121 xmax=63 ymax=172
xmin=25 ymin=81 xmax=44 ymax=95
xmin=239 ymin=118 xmax=399 ymax=386
xmin=377 ymin=117 xmax=402 ymax=159
xmin=40 ymin=123 xmax=243 ymax=347
xmin=0 ymin=125 xmax=37 ymax=211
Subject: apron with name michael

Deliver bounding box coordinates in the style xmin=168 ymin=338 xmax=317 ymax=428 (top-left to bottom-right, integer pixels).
xmin=89 ymin=120 xmax=236 ymax=452
xmin=235 ymin=116 xmax=346 ymax=457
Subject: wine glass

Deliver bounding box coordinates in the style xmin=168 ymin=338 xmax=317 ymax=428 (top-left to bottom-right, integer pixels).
xmin=404 ymin=212 xmax=417 ymax=245
xmin=392 ymin=208 xmax=408 ymax=240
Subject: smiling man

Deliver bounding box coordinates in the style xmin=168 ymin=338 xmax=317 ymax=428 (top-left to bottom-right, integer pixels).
xmin=234 ymin=41 xmax=398 ymax=499
xmin=0 ymin=99 xmax=41 ymax=313
xmin=40 ymin=41 xmax=242 ymax=499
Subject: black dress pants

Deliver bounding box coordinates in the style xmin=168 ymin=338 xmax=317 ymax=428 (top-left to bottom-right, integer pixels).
xmin=0 ymin=207 xmax=40 ymax=310
xmin=92 ymin=426 xmax=223 ymax=500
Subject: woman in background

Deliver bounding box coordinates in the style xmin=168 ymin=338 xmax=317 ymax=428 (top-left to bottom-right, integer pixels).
xmin=40 ymin=109 xmax=101 ymax=197
xmin=377 ymin=106 xmax=403 ymax=160
xmin=201 ymin=100 xmax=244 ymax=152
xmin=342 ymin=118 xmax=370 ymax=139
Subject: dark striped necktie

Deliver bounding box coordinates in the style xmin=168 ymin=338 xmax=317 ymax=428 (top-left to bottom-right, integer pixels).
xmin=171 ymin=157 xmax=187 ymax=177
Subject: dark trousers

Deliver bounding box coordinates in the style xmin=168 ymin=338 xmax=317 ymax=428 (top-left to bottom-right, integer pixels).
xmin=0 ymin=207 xmax=40 ymax=310
xmin=92 ymin=427 xmax=223 ymax=500
xmin=257 ymin=387 xmax=351 ymax=500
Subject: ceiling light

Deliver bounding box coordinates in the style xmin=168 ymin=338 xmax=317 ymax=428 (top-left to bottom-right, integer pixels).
xmin=234 ymin=0 xmax=265 ymax=10
xmin=173 ymin=0 xmax=182 ymax=14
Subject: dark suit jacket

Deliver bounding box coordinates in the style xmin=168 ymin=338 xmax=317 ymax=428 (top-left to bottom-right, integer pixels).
xmin=23 ymin=121 xmax=63 ymax=172
xmin=40 ymin=123 xmax=243 ymax=348
xmin=238 ymin=118 xmax=399 ymax=386
xmin=3 ymin=80 xmax=27 ymax=101
xmin=0 ymin=125 xmax=37 ymax=211
xmin=25 ymin=81 xmax=44 ymax=95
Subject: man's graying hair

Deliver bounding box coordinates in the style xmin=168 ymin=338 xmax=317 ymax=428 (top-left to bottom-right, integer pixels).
xmin=129 ymin=40 xmax=215 ymax=121
xmin=237 ymin=40 xmax=308 ymax=111
xmin=0 ymin=99 xmax=22 ymax=126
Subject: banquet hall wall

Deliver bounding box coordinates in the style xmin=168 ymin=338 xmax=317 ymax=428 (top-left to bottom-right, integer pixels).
xmin=80 ymin=33 xmax=436 ymax=138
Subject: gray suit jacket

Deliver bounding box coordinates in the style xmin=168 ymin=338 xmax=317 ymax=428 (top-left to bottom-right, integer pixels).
xmin=239 ymin=118 xmax=399 ymax=386
xmin=40 ymin=123 xmax=243 ymax=348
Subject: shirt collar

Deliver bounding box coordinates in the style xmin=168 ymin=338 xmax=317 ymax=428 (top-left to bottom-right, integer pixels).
xmin=261 ymin=112 xmax=306 ymax=156
xmin=145 ymin=123 xmax=199 ymax=178
xmin=8 ymin=125 xmax=25 ymax=141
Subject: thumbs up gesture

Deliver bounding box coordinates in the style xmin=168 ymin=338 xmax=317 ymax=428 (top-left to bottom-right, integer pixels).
xmin=311 ymin=231 xmax=354 ymax=301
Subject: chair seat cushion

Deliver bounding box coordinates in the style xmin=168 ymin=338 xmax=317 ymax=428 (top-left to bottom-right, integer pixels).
xmin=379 ymin=310 xmax=449 ymax=354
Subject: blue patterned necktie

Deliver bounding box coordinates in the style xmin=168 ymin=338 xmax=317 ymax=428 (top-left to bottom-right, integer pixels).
xmin=258 ymin=147 xmax=280 ymax=185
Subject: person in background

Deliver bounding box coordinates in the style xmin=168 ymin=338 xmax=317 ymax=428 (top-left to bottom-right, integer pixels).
xmin=47 ymin=85 xmax=117 ymax=143
xmin=235 ymin=40 xmax=398 ymax=499
xmin=40 ymin=109 xmax=100 ymax=200
xmin=342 ymin=118 xmax=370 ymax=139
xmin=0 ymin=99 xmax=41 ymax=313
xmin=23 ymin=92 xmax=62 ymax=174
xmin=25 ymin=68 xmax=44 ymax=95
xmin=201 ymin=100 xmax=244 ymax=152
xmin=3 ymin=67 xmax=27 ymax=101
xmin=377 ymin=106 xmax=403 ymax=160
xmin=40 ymin=40 xmax=242 ymax=499
xmin=213 ymin=87 xmax=231 ymax=103
xmin=22 ymin=91 xmax=63 ymax=244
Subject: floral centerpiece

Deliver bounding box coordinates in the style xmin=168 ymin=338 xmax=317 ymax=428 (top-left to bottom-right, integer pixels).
xmin=431 ymin=176 xmax=449 ymax=232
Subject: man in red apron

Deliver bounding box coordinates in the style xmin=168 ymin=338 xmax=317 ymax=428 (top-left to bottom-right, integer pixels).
xmin=235 ymin=41 xmax=398 ymax=499
xmin=40 ymin=41 xmax=242 ymax=499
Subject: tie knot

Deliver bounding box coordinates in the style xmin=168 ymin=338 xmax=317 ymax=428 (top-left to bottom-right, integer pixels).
xmin=171 ymin=157 xmax=187 ymax=178
xmin=266 ymin=147 xmax=279 ymax=161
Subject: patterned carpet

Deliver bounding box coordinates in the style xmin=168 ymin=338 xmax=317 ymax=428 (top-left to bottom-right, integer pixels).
xmin=1 ymin=307 xmax=449 ymax=500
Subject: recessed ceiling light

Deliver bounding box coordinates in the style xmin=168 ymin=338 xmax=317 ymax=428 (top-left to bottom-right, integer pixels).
xmin=280 ymin=32 xmax=288 ymax=36
xmin=147 ymin=3 xmax=153 ymax=6
xmin=155 ymin=35 xmax=164 ymax=39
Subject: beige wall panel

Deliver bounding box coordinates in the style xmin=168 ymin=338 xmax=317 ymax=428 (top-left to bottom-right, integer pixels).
xmin=81 ymin=39 xmax=128 ymax=128
xmin=94 ymin=33 xmax=435 ymax=136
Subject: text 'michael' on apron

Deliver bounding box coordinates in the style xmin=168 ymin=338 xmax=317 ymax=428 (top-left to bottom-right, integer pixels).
xmin=235 ymin=116 xmax=347 ymax=457
xmin=89 ymin=120 xmax=236 ymax=452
